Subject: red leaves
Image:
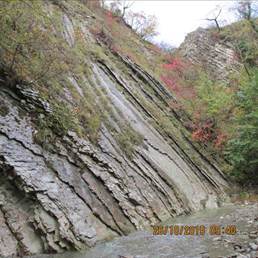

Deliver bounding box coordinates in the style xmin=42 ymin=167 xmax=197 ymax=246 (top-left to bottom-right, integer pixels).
xmin=160 ymin=75 xmax=178 ymax=91
xmin=160 ymin=57 xmax=184 ymax=92
xmin=162 ymin=57 xmax=185 ymax=72
xmin=160 ymin=74 xmax=195 ymax=99
xmin=214 ymin=133 xmax=227 ymax=149
xmin=191 ymin=119 xmax=227 ymax=149
xmin=191 ymin=120 xmax=214 ymax=143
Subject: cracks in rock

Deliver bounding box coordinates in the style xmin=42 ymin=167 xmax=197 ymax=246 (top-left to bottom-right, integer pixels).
xmin=58 ymin=135 xmax=139 ymax=233
xmin=0 ymin=205 xmax=22 ymax=255
xmin=35 ymin=194 xmax=85 ymax=251
xmin=145 ymin=122 xmax=225 ymax=194
xmin=83 ymin=163 xmax=140 ymax=231
xmin=0 ymin=128 xmax=119 ymax=240
xmin=131 ymin=159 xmax=179 ymax=218
xmin=98 ymin=55 xmax=228 ymax=195
xmin=0 ymin=131 xmax=43 ymax=158
xmin=117 ymin=54 xmax=173 ymax=101
xmin=99 ymin=129 xmax=162 ymax=224
xmin=58 ymin=136 xmax=136 ymax=234
xmin=97 ymin=60 xmax=223 ymax=196
xmin=0 ymin=164 xmax=45 ymax=256
xmin=98 ymin=61 xmax=156 ymax=121
xmin=145 ymin=138 xmax=195 ymax=183
xmin=32 ymin=204 xmax=74 ymax=253
xmin=0 ymin=133 xmax=91 ymax=247
xmin=80 ymin=171 xmax=128 ymax=235
xmin=100 ymin=118 xmax=188 ymax=220
xmin=136 ymin=150 xmax=190 ymax=213
xmin=174 ymin=133 xmax=224 ymax=193
xmin=42 ymin=157 xmax=123 ymax=238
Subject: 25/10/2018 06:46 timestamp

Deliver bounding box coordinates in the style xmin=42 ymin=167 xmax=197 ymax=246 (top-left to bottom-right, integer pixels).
xmin=152 ymin=225 xmax=237 ymax=236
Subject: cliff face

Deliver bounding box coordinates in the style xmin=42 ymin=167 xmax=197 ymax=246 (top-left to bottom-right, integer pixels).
xmin=178 ymin=28 xmax=242 ymax=81
xmin=0 ymin=1 xmax=229 ymax=256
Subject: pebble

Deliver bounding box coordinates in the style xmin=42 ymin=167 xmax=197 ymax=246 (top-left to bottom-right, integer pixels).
xmin=39 ymin=113 xmax=45 ymax=119
xmin=234 ymin=244 xmax=246 ymax=253
xmin=250 ymin=251 xmax=258 ymax=258
xmin=213 ymin=236 xmax=222 ymax=241
xmin=249 ymin=243 xmax=258 ymax=251
xmin=236 ymin=255 xmax=248 ymax=258
xmin=249 ymin=231 xmax=258 ymax=239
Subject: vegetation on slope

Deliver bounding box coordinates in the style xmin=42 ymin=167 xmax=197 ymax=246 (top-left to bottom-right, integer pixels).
xmin=0 ymin=0 xmax=257 ymax=184
xmin=0 ymin=0 xmax=144 ymax=157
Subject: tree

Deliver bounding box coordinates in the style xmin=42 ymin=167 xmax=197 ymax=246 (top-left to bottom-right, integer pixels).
xmin=120 ymin=0 xmax=134 ymax=18
xmin=227 ymin=70 xmax=258 ymax=184
xmin=235 ymin=1 xmax=258 ymax=21
xmin=125 ymin=11 xmax=158 ymax=40
xmin=108 ymin=0 xmax=134 ymax=18
xmin=206 ymin=7 xmax=222 ymax=32
xmin=234 ymin=1 xmax=258 ymax=34
xmin=0 ymin=1 xmax=70 ymax=85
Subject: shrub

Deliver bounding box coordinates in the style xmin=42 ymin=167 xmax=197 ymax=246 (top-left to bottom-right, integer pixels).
xmin=34 ymin=102 xmax=79 ymax=149
xmin=226 ymin=69 xmax=258 ymax=184
xmin=116 ymin=125 xmax=144 ymax=159
xmin=0 ymin=1 xmax=69 ymax=84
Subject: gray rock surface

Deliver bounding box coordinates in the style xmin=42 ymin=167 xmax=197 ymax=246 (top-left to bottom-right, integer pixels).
xmin=19 ymin=203 xmax=258 ymax=258
xmin=178 ymin=28 xmax=242 ymax=81
xmin=0 ymin=2 xmax=230 ymax=256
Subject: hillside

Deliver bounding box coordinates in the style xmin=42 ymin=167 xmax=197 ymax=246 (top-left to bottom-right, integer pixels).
xmin=0 ymin=0 xmax=256 ymax=256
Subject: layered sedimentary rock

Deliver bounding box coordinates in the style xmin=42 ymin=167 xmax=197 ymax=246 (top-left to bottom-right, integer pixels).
xmin=0 ymin=1 xmax=229 ymax=256
xmin=178 ymin=28 xmax=242 ymax=80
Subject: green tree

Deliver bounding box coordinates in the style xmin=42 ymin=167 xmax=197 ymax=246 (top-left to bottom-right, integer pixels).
xmin=227 ymin=69 xmax=258 ymax=184
xmin=0 ymin=0 xmax=68 ymax=85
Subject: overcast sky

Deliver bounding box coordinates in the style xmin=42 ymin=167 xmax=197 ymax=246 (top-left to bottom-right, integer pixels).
xmin=129 ymin=1 xmax=237 ymax=47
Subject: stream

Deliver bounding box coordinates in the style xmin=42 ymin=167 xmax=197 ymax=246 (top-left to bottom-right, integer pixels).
xmin=26 ymin=202 xmax=258 ymax=258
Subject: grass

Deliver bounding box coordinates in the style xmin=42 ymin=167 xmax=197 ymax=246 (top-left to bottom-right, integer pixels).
xmin=115 ymin=125 xmax=144 ymax=159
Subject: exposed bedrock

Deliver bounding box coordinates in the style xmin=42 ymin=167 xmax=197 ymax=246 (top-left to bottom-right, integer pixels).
xmin=0 ymin=3 xmax=229 ymax=256
xmin=178 ymin=28 xmax=242 ymax=81
xmin=0 ymin=61 xmax=229 ymax=255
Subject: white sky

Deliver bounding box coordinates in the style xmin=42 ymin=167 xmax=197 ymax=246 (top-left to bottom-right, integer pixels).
xmin=129 ymin=1 xmax=237 ymax=46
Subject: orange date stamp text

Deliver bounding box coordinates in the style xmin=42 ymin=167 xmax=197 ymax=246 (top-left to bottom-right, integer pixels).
xmin=152 ymin=224 xmax=237 ymax=236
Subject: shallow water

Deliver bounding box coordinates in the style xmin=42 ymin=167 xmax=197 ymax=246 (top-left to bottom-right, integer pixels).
xmin=27 ymin=203 xmax=258 ymax=258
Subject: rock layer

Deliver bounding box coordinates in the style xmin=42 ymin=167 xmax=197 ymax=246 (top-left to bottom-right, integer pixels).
xmin=0 ymin=1 xmax=229 ymax=256
xmin=178 ymin=28 xmax=242 ymax=81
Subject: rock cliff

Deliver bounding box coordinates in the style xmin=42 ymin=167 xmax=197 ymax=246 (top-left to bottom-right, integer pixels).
xmin=178 ymin=28 xmax=242 ymax=81
xmin=0 ymin=1 xmax=229 ymax=256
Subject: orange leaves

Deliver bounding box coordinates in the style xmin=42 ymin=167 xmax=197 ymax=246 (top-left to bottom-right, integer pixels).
xmin=191 ymin=120 xmax=214 ymax=143
xmin=191 ymin=119 xmax=228 ymax=149
xmin=214 ymin=133 xmax=228 ymax=149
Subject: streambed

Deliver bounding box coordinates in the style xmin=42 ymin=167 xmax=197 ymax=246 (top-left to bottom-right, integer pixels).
xmin=26 ymin=203 xmax=258 ymax=258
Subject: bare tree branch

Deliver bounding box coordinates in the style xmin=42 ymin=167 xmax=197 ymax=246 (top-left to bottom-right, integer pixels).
xmin=205 ymin=8 xmax=222 ymax=31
